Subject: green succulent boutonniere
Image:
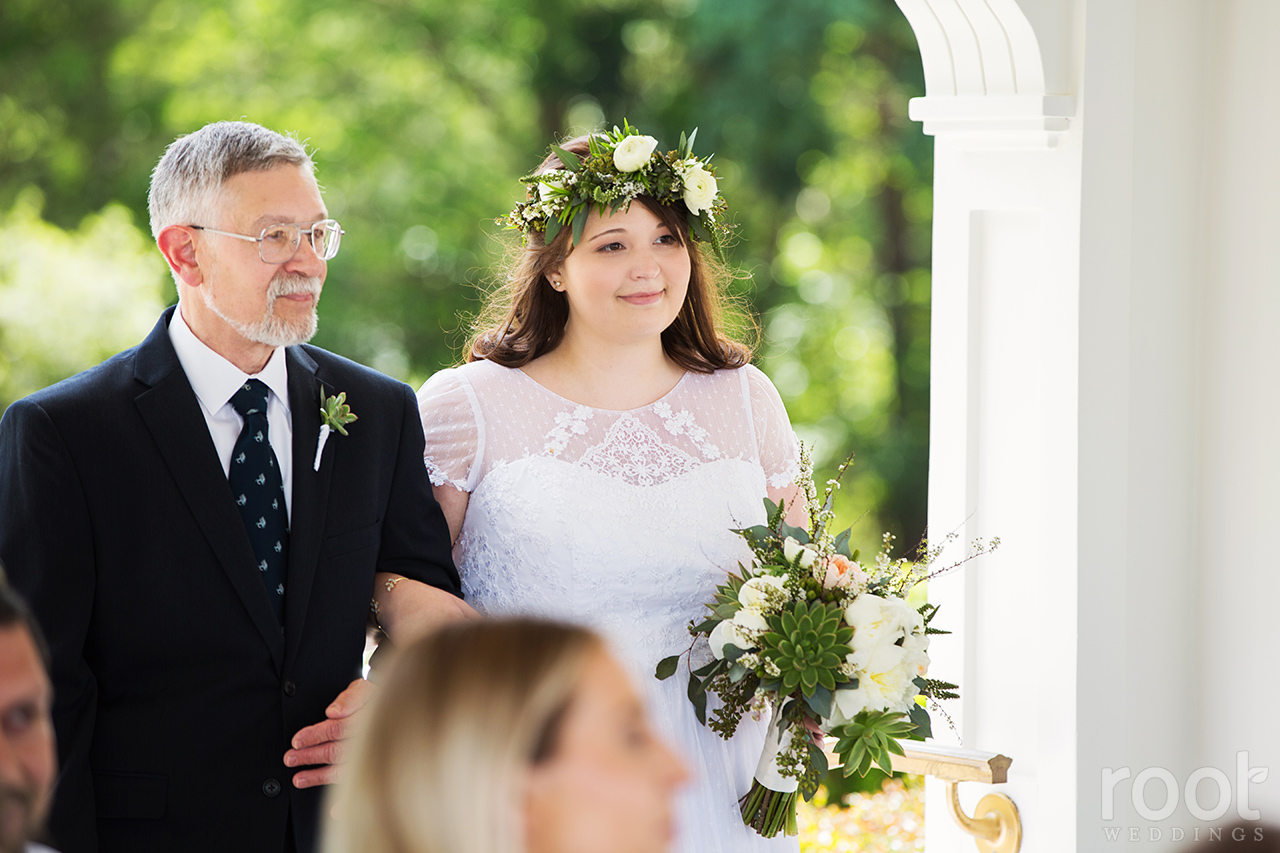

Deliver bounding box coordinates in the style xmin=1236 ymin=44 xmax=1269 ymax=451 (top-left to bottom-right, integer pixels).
xmin=314 ymin=387 xmax=358 ymax=470
xmin=321 ymin=390 xmax=358 ymax=435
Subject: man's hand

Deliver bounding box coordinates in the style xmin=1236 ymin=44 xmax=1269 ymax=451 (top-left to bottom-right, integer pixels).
xmin=284 ymin=677 xmax=375 ymax=788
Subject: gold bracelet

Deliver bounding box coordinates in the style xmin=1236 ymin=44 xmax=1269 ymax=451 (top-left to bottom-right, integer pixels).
xmin=370 ymin=576 xmax=407 ymax=634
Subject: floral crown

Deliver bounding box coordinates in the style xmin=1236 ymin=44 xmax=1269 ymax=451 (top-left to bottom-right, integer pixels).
xmin=503 ymin=121 xmax=730 ymax=260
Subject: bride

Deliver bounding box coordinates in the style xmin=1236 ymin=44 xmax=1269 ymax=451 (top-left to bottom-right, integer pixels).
xmin=417 ymin=126 xmax=806 ymax=852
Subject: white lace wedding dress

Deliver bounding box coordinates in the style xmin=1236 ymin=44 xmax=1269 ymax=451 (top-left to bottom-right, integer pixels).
xmin=418 ymin=359 xmax=802 ymax=853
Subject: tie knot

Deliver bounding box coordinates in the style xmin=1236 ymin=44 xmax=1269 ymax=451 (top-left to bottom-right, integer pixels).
xmin=230 ymin=379 xmax=271 ymax=418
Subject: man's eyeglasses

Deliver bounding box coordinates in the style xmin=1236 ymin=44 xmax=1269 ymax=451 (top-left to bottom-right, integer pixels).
xmin=189 ymin=219 xmax=345 ymax=264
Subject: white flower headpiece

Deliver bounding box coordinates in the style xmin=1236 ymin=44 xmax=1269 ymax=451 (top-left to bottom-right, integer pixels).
xmin=503 ymin=120 xmax=731 ymax=261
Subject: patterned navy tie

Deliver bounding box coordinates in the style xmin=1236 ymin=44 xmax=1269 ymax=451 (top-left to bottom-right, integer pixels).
xmin=228 ymin=379 xmax=288 ymax=623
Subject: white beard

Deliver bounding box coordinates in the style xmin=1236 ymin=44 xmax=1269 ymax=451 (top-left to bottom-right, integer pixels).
xmin=202 ymin=271 xmax=322 ymax=347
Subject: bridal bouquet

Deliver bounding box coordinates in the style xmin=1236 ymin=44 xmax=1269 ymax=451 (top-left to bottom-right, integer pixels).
xmin=656 ymin=450 xmax=996 ymax=837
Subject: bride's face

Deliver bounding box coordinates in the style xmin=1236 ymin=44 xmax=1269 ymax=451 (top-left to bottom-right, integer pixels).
xmin=551 ymin=203 xmax=692 ymax=347
xmin=524 ymin=649 xmax=688 ymax=853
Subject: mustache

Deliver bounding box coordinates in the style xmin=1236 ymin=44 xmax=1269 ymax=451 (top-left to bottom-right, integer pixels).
xmin=0 ymin=783 xmax=33 ymax=810
xmin=0 ymin=782 xmax=36 ymax=840
xmin=267 ymin=273 xmax=323 ymax=299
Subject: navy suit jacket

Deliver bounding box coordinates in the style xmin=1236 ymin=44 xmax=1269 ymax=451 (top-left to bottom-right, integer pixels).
xmin=0 ymin=307 xmax=460 ymax=853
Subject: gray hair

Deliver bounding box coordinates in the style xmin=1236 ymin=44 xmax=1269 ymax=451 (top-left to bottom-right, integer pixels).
xmin=147 ymin=120 xmax=314 ymax=239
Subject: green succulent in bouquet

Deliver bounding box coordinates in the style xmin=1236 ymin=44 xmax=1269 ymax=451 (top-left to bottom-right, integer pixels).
xmin=759 ymin=600 xmax=851 ymax=696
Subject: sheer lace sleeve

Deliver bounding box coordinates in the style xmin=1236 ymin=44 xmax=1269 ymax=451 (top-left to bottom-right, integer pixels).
xmin=416 ymin=367 xmax=484 ymax=493
xmin=742 ymin=364 xmax=801 ymax=490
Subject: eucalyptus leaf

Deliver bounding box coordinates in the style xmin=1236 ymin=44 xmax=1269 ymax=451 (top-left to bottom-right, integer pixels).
xmin=550 ymin=144 xmax=580 ymax=170
xmin=571 ymin=207 xmax=587 ymax=245
xmin=803 ymin=683 xmax=834 ymax=719
xmin=712 ymin=602 xmax=741 ymax=620
xmin=655 ymin=655 xmax=679 ymax=681
xmin=543 ymin=215 xmax=561 ymax=243
xmin=688 ymin=213 xmax=710 ymax=243
xmin=693 ymin=659 xmax=723 ymax=678
xmin=778 ymin=522 xmax=809 ymax=544
xmin=688 ymin=674 xmax=708 ymax=724
xmin=833 ymin=529 xmax=852 ymax=557
xmin=908 ymin=702 xmax=932 ymax=739
xmin=810 ymin=741 xmax=829 ymax=779
xmin=740 ymin=525 xmax=773 ymax=548
xmin=803 ymin=741 xmax=829 ymax=801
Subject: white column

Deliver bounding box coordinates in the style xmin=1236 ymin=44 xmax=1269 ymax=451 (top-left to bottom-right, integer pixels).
xmin=1195 ymin=0 xmax=1280 ymax=828
xmin=894 ymin=1 xmax=1088 ymax=847
xmin=896 ymin=0 xmax=1280 ymax=849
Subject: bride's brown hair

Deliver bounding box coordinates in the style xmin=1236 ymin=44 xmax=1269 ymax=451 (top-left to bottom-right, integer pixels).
xmin=467 ymin=135 xmax=755 ymax=372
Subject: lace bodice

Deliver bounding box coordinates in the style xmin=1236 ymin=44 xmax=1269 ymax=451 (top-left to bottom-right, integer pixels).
xmin=417 ymin=359 xmax=802 ymax=853
xmin=419 ymin=359 xmax=800 ymax=656
xmin=419 ymin=360 xmax=799 ymax=492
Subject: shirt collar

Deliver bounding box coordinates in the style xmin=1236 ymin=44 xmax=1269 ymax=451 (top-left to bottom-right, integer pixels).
xmin=169 ymin=305 xmax=292 ymax=416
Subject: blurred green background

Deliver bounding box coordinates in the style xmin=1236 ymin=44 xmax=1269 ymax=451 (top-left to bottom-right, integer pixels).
xmin=0 ymin=0 xmax=930 ymax=559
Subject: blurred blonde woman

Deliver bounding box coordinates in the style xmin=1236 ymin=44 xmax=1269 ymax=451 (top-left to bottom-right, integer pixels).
xmin=322 ymin=618 xmax=688 ymax=853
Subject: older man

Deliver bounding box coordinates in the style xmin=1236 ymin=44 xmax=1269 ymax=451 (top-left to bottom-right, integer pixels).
xmin=0 ymin=582 xmax=57 ymax=853
xmin=0 ymin=121 xmax=470 ymax=853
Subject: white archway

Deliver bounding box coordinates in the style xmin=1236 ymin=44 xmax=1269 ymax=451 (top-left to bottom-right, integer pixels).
xmin=893 ymin=0 xmax=1072 ymax=148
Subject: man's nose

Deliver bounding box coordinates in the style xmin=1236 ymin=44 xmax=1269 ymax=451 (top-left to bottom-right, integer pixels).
xmin=282 ymin=231 xmax=326 ymax=276
xmin=0 ymin=734 xmax=24 ymax=785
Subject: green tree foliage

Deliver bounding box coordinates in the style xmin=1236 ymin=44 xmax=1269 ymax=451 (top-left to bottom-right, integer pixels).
xmin=0 ymin=0 xmax=930 ymax=545
xmin=0 ymin=188 xmax=166 ymax=402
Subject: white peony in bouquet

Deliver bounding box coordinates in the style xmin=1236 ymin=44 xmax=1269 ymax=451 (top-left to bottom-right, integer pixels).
xmin=657 ymin=451 xmax=996 ymax=837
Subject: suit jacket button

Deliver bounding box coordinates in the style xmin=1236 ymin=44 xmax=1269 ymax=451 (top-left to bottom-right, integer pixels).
xmin=263 ymin=778 xmax=282 ymax=797
xmin=283 ymin=680 xmax=297 ymax=697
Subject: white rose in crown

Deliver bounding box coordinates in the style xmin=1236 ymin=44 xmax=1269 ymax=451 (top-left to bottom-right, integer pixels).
xmin=738 ymin=575 xmax=788 ymax=614
xmin=538 ymin=171 xmax=567 ymax=201
xmin=681 ymin=163 xmax=719 ymax=215
xmin=709 ymin=609 xmax=769 ymax=659
xmin=612 ymin=135 xmax=659 ymax=172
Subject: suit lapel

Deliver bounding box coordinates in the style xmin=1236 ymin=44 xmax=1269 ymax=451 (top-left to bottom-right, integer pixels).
xmin=283 ymin=347 xmax=332 ymax=666
xmin=133 ymin=309 xmax=285 ymax=669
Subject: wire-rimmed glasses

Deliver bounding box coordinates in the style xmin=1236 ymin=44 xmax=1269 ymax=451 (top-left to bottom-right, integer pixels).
xmin=189 ymin=219 xmax=345 ymax=263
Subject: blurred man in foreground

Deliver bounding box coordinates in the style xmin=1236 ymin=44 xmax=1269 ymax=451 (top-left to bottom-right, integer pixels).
xmin=0 ymin=579 xmax=56 ymax=853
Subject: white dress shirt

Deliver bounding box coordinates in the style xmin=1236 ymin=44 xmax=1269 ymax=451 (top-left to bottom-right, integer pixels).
xmin=169 ymin=306 xmax=294 ymax=522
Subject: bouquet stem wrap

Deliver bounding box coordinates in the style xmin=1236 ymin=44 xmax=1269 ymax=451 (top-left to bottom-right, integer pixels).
xmin=740 ymin=714 xmax=799 ymax=837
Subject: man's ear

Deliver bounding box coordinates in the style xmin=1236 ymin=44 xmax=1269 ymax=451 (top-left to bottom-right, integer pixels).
xmin=157 ymin=225 xmax=205 ymax=288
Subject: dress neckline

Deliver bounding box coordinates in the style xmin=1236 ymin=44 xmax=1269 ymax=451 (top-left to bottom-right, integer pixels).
xmin=512 ymin=365 xmax=691 ymax=413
